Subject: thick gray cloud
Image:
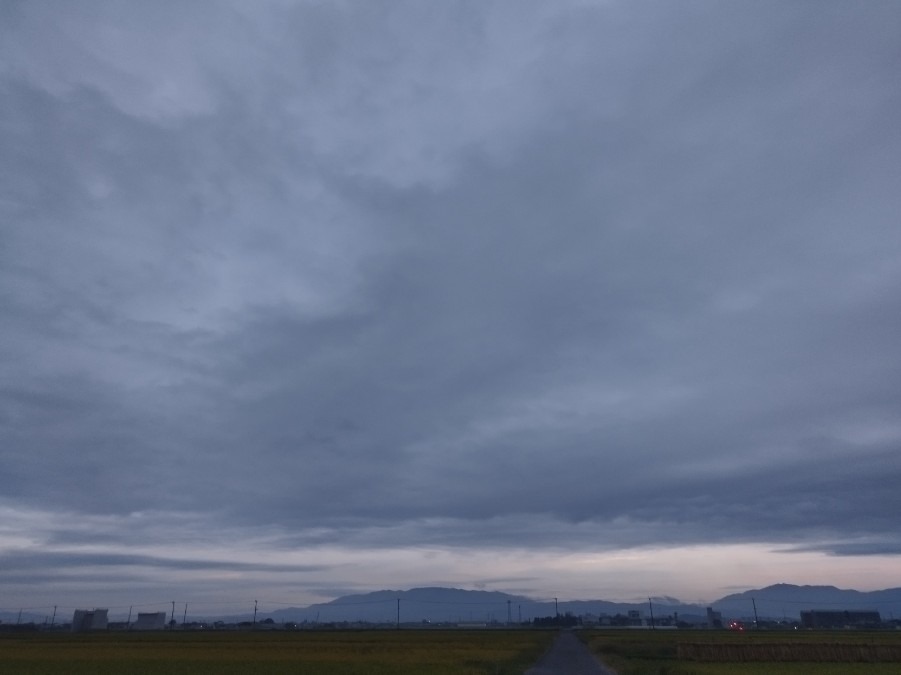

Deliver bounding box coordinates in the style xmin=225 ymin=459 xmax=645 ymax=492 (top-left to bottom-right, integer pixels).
xmin=2 ymin=1 xmax=900 ymax=608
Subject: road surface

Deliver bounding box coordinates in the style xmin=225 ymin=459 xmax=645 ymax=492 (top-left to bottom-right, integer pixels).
xmin=524 ymin=630 xmax=617 ymax=675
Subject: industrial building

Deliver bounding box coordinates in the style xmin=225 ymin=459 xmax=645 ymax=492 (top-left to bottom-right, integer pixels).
xmin=706 ymin=607 xmax=723 ymax=629
xmin=71 ymin=609 xmax=108 ymax=632
xmin=131 ymin=612 xmax=168 ymax=631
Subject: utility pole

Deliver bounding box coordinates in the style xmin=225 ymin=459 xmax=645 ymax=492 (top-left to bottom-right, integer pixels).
xmin=16 ymin=609 xmax=22 ymax=625
xmin=253 ymin=600 xmax=258 ymax=628
xmin=171 ymin=601 xmax=175 ymax=629
xmin=648 ymin=598 xmax=655 ymax=630
xmin=752 ymin=598 xmax=759 ymax=630
xmin=51 ymin=605 xmax=57 ymax=627
xmin=554 ymin=597 xmax=559 ymax=618
xmin=518 ymin=604 xmax=522 ymax=624
xmin=396 ymin=598 xmax=400 ymax=630
xmin=183 ymin=603 xmax=188 ymax=627
xmin=127 ymin=606 xmax=132 ymax=629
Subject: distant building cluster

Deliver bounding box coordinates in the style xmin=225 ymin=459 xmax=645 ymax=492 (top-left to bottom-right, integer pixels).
xmin=0 ymin=600 xmax=895 ymax=633
xmin=68 ymin=609 xmax=166 ymax=632
xmin=55 ymin=606 xmax=889 ymax=632
xmin=800 ymin=610 xmax=882 ymax=629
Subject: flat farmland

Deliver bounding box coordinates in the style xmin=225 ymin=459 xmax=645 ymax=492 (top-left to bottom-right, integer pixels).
xmin=582 ymin=629 xmax=901 ymax=675
xmin=0 ymin=629 xmax=556 ymax=675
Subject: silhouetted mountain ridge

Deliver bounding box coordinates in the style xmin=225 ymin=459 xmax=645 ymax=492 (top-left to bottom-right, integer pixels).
xmin=263 ymin=584 xmax=901 ymax=623
xmin=711 ymin=584 xmax=901 ymax=620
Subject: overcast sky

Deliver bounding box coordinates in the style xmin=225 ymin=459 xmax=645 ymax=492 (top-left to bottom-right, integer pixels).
xmin=2 ymin=0 xmax=900 ymax=618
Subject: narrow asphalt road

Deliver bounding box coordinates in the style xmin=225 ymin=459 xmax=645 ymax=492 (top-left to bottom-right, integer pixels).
xmin=524 ymin=631 xmax=617 ymax=675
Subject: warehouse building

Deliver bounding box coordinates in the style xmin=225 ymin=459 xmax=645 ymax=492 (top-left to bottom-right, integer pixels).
xmin=132 ymin=612 xmax=167 ymax=631
xmin=72 ymin=609 xmax=108 ymax=632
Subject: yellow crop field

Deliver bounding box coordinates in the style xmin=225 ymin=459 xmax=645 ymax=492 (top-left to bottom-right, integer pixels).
xmin=0 ymin=629 xmax=556 ymax=675
xmin=582 ymin=629 xmax=901 ymax=675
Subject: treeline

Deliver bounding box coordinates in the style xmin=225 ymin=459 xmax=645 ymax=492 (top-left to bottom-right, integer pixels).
xmin=532 ymin=614 xmax=580 ymax=627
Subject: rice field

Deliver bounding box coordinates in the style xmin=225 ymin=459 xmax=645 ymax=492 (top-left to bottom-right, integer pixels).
xmin=581 ymin=628 xmax=901 ymax=675
xmin=6 ymin=627 xmax=901 ymax=674
xmin=0 ymin=629 xmax=556 ymax=675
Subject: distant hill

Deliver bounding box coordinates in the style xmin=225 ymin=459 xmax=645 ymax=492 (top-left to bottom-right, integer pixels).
xmin=711 ymin=584 xmax=901 ymax=620
xmin=263 ymin=587 xmax=708 ymax=624
xmin=268 ymin=587 xmax=534 ymax=624
xmin=260 ymin=584 xmax=901 ymax=624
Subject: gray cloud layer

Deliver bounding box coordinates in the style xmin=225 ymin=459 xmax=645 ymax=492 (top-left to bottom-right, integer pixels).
xmin=2 ymin=1 xmax=900 ymax=598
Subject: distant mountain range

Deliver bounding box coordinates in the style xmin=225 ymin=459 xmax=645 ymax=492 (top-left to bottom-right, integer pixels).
xmin=260 ymin=583 xmax=901 ymax=624
xmin=5 ymin=584 xmax=899 ymax=625
xmin=710 ymin=583 xmax=901 ymax=621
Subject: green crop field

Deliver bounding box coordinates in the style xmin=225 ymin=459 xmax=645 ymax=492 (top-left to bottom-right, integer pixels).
xmin=0 ymin=629 xmax=556 ymax=675
xmin=581 ymin=629 xmax=901 ymax=675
